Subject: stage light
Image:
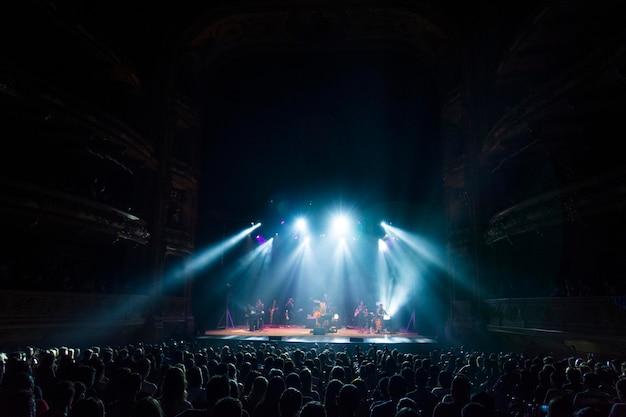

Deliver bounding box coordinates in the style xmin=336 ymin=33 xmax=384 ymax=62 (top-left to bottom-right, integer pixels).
xmin=331 ymin=214 xmax=350 ymax=236
xmin=378 ymin=239 xmax=388 ymax=252
xmin=295 ymin=217 xmax=307 ymax=231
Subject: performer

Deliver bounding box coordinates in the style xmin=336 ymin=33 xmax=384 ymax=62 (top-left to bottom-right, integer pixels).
xmin=255 ymin=298 xmax=264 ymax=330
xmin=245 ymin=304 xmax=257 ymax=331
xmin=284 ymin=297 xmax=295 ymax=327
xmin=312 ymin=292 xmax=331 ymax=328
xmin=375 ymin=303 xmax=387 ymax=333
xmin=269 ymin=299 xmax=278 ymax=326
xmin=318 ymin=292 xmax=330 ymax=315
xmin=354 ymin=300 xmax=368 ymax=332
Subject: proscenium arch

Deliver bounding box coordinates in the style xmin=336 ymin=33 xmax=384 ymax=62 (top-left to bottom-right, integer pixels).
xmin=173 ymin=3 xmax=464 ymax=101
xmin=165 ymin=3 xmax=464 ymax=330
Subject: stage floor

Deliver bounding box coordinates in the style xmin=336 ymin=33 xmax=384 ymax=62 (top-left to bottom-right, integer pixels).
xmin=196 ymin=325 xmax=438 ymax=349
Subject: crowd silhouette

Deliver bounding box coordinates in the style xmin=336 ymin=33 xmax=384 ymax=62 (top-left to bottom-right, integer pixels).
xmin=1 ymin=340 xmax=625 ymax=417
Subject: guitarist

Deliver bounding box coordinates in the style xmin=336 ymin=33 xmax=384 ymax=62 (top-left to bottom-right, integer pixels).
xmin=269 ymin=299 xmax=278 ymax=326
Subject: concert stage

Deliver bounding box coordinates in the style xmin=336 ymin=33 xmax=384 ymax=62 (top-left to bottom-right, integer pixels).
xmin=195 ymin=325 xmax=439 ymax=352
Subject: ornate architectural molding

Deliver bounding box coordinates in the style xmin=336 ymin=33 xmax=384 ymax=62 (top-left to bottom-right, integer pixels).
xmin=0 ymin=178 xmax=150 ymax=244
xmin=484 ymin=168 xmax=626 ymax=244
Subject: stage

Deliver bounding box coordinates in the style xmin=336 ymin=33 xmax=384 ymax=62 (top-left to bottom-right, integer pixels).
xmin=195 ymin=324 xmax=439 ymax=352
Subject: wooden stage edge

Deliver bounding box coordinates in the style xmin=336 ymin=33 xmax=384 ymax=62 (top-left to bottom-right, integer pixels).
xmin=195 ymin=325 xmax=439 ymax=349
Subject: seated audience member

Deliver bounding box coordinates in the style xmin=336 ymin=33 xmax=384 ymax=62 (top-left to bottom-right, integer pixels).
xmin=572 ymin=372 xmax=613 ymax=415
xmin=69 ymin=397 xmax=105 ymax=417
xmin=433 ymin=375 xmax=472 ymax=417
xmin=461 ymin=402 xmax=488 ymax=417
xmin=3 ymin=389 xmax=36 ymax=417
xmin=186 ymin=366 xmax=207 ymax=409
xmin=213 ymin=397 xmax=245 ymax=417
xmin=575 ymin=406 xmax=604 ymax=417
xmin=131 ymin=397 xmax=165 ymax=417
xmin=431 ymin=371 xmax=453 ymax=402
xmin=371 ymin=375 xmax=408 ymax=417
xmin=547 ymin=395 xmax=574 ymax=417
xmin=41 ymin=380 xmax=75 ymax=417
xmin=176 ymin=374 xmax=236 ymax=417
xmin=157 ymin=367 xmax=192 ymax=417
xmin=279 ymin=387 xmax=303 ymax=417
xmin=395 ymin=407 xmax=420 ymax=417
xmin=396 ymin=397 xmax=418 ymax=414
xmin=406 ymin=368 xmax=438 ymax=417
xmin=299 ymin=401 xmax=326 ymax=417
xmin=608 ymin=377 xmax=626 ymax=417
xmin=136 ymin=358 xmax=158 ymax=398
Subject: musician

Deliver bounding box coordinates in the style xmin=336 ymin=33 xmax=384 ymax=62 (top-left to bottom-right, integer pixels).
xmin=245 ymin=304 xmax=256 ymax=331
xmin=312 ymin=292 xmax=331 ymax=328
xmin=374 ymin=303 xmax=388 ymax=333
xmin=269 ymin=299 xmax=278 ymax=326
xmin=354 ymin=300 xmax=368 ymax=332
xmin=320 ymin=292 xmax=330 ymax=315
xmin=284 ymin=297 xmax=295 ymax=327
xmin=255 ymin=299 xmax=265 ymax=330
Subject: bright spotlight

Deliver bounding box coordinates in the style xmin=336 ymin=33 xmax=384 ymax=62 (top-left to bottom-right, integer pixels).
xmin=378 ymin=239 xmax=388 ymax=252
xmin=295 ymin=217 xmax=307 ymax=231
xmin=331 ymin=214 xmax=351 ymax=236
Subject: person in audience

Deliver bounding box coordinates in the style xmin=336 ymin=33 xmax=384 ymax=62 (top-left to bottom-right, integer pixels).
xmin=564 ymin=367 xmax=585 ymax=395
xmin=406 ymin=367 xmax=437 ymax=417
xmin=185 ymin=366 xmax=206 ymax=409
xmin=394 ymin=407 xmax=420 ymax=417
xmin=572 ymin=372 xmax=613 ymax=415
xmin=370 ymin=374 xmax=407 ymax=417
xmin=68 ymin=397 xmax=105 ymax=417
xmin=300 ymin=367 xmax=321 ymax=403
xmin=136 ymin=358 xmax=158 ymax=398
xmin=431 ymin=370 xmax=453 ymax=402
xmin=213 ymin=397 xmax=245 ymax=417
xmin=176 ymin=373 xmax=232 ymax=417
xmin=243 ymin=375 xmax=267 ymax=416
xmin=106 ymin=370 xmax=142 ymax=417
xmin=279 ymin=387 xmax=303 ymax=417
xmin=323 ymin=379 xmax=344 ymax=417
xmin=131 ymin=397 xmax=164 ymax=417
xmin=608 ymin=377 xmax=626 ymax=417
xmin=157 ymin=366 xmax=192 ymax=417
xmin=335 ymin=383 xmax=361 ymax=417
xmin=254 ymin=375 xmax=285 ymax=417
xmin=300 ymin=401 xmax=326 ymax=417
xmin=461 ymin=402 xmax=488 ymax=417
xmin=41 ymin=380 xmax=75 ymax=417
xmin=4 ymin=389 xmax=37 ymax=417
xmin=490 ymin=358 xmax=520 ymax=412
xmin=395 ymin=397 xmax=418 ymax=414
xmin=432 ymin=375 xmax=472 ymax=417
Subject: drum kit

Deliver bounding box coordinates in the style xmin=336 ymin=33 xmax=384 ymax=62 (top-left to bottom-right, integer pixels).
xmin=362 ymin=312 xmax=390 ymax=333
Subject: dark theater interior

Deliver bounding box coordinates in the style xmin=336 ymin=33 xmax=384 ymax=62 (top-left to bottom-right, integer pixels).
xmin=1 ymin=1 xmax=626 ymax=413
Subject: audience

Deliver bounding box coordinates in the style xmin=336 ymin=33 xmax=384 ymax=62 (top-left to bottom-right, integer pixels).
xmin=1 ymin=340 xmax=625 ymax=417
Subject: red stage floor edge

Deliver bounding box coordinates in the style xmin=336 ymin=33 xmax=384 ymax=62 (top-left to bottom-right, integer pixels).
xmin=195 ymin=325 xmax=438 ymax=348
